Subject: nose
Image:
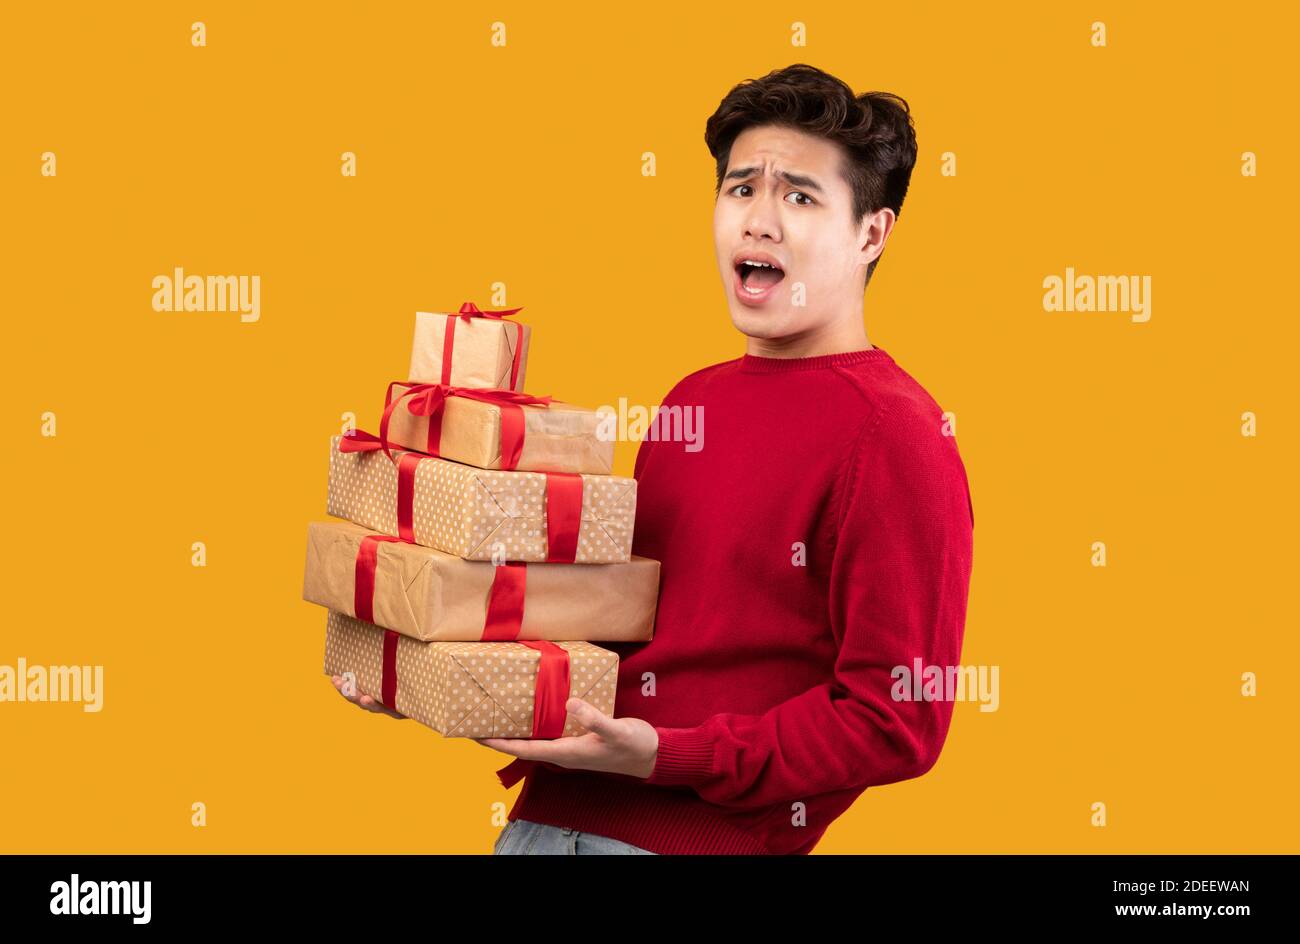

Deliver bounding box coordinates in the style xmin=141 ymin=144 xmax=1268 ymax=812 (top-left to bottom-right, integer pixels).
xmin=743 ymin=194 xmax=782 ymax=243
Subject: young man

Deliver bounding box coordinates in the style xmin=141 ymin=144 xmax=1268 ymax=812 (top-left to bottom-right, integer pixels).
xmin=336 ymin=63 xmax=974 ymax=856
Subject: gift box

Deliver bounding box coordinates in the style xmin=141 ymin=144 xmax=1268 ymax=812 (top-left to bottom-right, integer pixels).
xmin=377 ymin=381 xmax=615 ymax=475
xmin=326 ymin=434 xmax=636 ymax=563
xmin=322 ymin=609 xmax=618 ymax=737
xmin=303 ymin=519 xmax=659 ymax=642
xmin=409 ymin=303 xmax=531 ymax=391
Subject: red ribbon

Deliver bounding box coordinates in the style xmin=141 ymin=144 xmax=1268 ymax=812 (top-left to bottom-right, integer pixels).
xmin=495 ymin=641 xmax=573 ymax=787
xmin=354 ymin=534 xmax=405 ymax=622
xmin=544 ymin=472 xmax=584 ymax=562
xmin=441 ymin=301 xmax=526 ymax=391
xmin=381 ymin=629 xmax=400 ymax=710
xmin=335 ymin=437 xmax=585 ymax=564
xmin=395 ymin=452 xmax=421 ymax=543
xmin=526 ymin=641 xmax=571 ymax=738
xmin=453 ymin=301 xmax=523 ymax=322
xmin=481 ymin=562 xmax=528 ymax=640
xmin=496 ymin=758 xmax=534 ymax=788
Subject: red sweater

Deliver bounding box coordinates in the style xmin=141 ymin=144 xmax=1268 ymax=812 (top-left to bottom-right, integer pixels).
xmin=500 ymin=346 xmax=975 ymax=854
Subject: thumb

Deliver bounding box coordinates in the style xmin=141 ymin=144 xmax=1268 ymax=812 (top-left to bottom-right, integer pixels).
xmin=566 ymin=697 xmax=618 ymax=737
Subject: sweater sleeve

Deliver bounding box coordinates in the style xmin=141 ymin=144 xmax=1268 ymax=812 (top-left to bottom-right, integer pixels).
xmin=642 ymin=401 xmax=975 ymax=808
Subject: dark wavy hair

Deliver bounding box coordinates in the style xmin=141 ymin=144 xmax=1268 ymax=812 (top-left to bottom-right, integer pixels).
xmin=705 ymin=63 xmax=918 ymax=287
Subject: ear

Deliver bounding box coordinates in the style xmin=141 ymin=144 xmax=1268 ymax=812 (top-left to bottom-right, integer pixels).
xmin=858 ymin=206 xmax=896 ymax=268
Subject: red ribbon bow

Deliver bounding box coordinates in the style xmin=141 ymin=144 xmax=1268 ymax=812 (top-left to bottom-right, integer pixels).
xmin=455 ymin=301 xmax=523 ymax=321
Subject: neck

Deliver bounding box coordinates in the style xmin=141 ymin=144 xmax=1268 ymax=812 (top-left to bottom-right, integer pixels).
xmin=745 ymin=316 xmax=871 ymax=359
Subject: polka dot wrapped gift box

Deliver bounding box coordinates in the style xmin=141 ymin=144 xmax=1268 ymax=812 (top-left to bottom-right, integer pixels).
xmin=326 ymin=433 xmax=636 ymax=564
xmin=322 ymin=610 xmax=618 ymax=737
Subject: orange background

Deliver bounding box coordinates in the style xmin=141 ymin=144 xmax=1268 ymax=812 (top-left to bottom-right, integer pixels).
xmin=2 ymin=1 xmax=1296 ymax=852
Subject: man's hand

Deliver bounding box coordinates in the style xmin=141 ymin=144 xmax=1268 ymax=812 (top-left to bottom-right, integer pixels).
xmin=330 ymin=674 xmax=406 ymax=720
xmin=474 ymin=697 xmax=660 ymax=780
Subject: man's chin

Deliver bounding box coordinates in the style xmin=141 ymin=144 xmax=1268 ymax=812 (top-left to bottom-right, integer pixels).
xmin=729 ymin=304 xmax=790 ymax=339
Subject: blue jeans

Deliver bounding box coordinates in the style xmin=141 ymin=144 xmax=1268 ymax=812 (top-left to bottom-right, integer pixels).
xmin=492 ymin=817 xmax=659 ymax=855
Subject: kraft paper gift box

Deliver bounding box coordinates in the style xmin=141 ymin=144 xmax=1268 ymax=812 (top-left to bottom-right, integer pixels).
xmin=378 ymin=380 xmax=616 ymax=475
xmin=326 ymin=433 xmax=636 ymax=563
xmin=409 ymin=303 xmax=532 ymax=392
xmin=302 ymin=519 xmax=659 ymax=642
xmin=322 ymin=609 xmax=618 ymax=737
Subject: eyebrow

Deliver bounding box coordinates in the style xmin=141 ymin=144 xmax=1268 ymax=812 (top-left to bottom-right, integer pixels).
xmin=723 ymin=165 xmax=824 ymax=194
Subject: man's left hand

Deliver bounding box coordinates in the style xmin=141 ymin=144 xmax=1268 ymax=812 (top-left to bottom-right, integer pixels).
xmin=474 ymin=697 xmax=659 ymax=780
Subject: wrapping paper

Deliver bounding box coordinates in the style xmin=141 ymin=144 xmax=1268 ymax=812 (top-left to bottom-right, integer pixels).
xmin=322 ymin=609 xmax=618 ymax=737
xmin=302 ymin=519 xmax=659 ymax=642
xmin=326 ymin=434 xmax=636 ymax=562
xmin=383 ymin=382 xmax=615 ymax=474
xmin=409 ymin=307 xmax=531 ymax=391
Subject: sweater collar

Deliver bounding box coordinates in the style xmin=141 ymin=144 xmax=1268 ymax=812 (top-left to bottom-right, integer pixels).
xmin=738 ymin=346 xmax=892 ymax=373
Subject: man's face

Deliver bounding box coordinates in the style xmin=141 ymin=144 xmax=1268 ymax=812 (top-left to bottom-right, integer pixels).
xmin=713 ymin=123 xmax=887 ymax=343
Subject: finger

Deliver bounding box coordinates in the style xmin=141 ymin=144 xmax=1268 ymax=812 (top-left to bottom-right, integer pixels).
xmin=475 ymin=737 xmax=532 ymax=756
xmin=487 ymin=733 xmax=604 ymax=769
xmin=476 ymin=737 xmax=537 ymax=749
xmin=358 ymin=694 xmax=389 ymax=713
xmin=478 ymin=737 xmax=566 ymax=761
xmin=332 ymin=676 xmax=361 ymax=701
xmin=360 ymin=694 xmax=405 ymax=719
xmin=565 ymin=697 xmax=619 ymax=738
xmin=479 ymin=736 xmax=559 ymax=753
xmin=331 ymin=677 xmax=398 ymax=716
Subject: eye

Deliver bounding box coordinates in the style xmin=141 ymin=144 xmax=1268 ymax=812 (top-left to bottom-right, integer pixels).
xmin=727 ymin=184 xmax=815 ymax=206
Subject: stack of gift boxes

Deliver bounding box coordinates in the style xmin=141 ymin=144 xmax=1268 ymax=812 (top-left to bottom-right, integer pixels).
xmin=302 ymin=302 xmax=660 ymax=777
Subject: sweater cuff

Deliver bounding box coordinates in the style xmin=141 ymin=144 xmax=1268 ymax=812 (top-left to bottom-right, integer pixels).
xmin=644 ymin=726 xmax=716 ymax=786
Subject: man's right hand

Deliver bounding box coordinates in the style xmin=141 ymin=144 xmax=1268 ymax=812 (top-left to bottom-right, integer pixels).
xmin=330 ymin=674 xmax=406 ymax=719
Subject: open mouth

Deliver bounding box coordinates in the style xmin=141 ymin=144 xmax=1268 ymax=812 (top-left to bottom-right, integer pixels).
xmin=734 ymin=259 xmax=786 ymax=299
